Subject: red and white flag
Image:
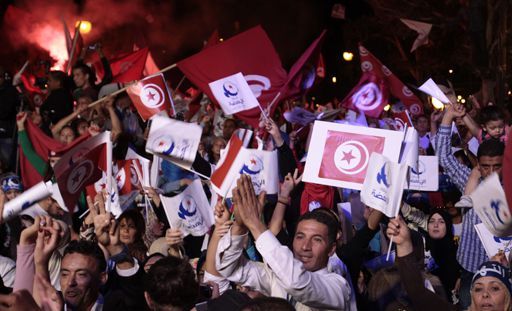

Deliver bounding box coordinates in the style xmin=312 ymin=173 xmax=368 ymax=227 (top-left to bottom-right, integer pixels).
xmin=361 ymin=153 xmax=408 ymax=218
xmin=146 ymin=116 xmax=202 ymax=170
xmin=342 ymin=45 xmax=424 ymax=117
xmin=392 ymin=110 xmax=413 ymax=131
xmin=303 ymin=121 xmax=404 ymax=190
xmin=177 ymin=26 xmax=287 ymax=128
xmin=211 ymin=134 xmax=246 ymax=196
xmin=54 ymin=132 xmax=112 ymax=212
xmin=110 ymin=48 xmax=149 ymax=83
xmin=127 ymin=73 xmax=174 ymax=121
xmin=126 ymin=148 xmax=151 ymax=188
xmin=85 ymin=174 xmax=123 ymax=217
xmin=160 ymin=179 xmax=214 ymax=236
xmin=209 ymin=72 xmax=261 ymax=115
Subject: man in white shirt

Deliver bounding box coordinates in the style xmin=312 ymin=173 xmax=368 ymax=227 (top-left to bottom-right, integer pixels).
xmin=216 ymin=175 xmax=352 ymax=310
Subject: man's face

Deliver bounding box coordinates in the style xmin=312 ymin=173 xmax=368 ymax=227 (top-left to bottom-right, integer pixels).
xmin=60 ymin=253 xmax=105 ymax=309
xmin=478 ymin=155 xmax=503 ymax=178
xmin=292 ymin=219 xmax=335 ymax=272
xmin=47 ymin=76 xmax=61 ymax=91
xmin=414 ymin=116 xmax=429 ymax=133
xmin=222 ymin=120 xmax=237 ymax=140
xmin=5 ymin=189 xmax=20 ymax=201
xmin=73 ymin=69 xmax=88 ymax=88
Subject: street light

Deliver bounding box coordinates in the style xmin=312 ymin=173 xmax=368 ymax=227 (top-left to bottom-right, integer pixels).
xmin=76 ymin=20 xmax=92 ymax=34
xmin=342 ymin=52 xmax=354 ymax=62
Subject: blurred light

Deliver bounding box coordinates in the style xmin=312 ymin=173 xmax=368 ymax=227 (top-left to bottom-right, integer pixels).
xmin=76 ymin=21 xmax=92 ymax=34
xmin=448 ymin=69 xmax=453 ymax=74
xmin=461 ymin=98 xmax=466 ymax=104
xmin=508 ymin=91 xmax=512 ymax=95
xmin=332 ymin=76 xmax=337 ymax=83
xmin=342 ymin=52 xmax=354 ymax=62
xmin=431 ymin=97 xmax=445 ymax=110
xmin=219 ymin=38 xmax=224 ymax=42
xmin=383 ymin=104 xmax=391 ymax=111
xmin=457 ymin=95 xmax=462 ymax=100
xmin=312 ymin=97 xmax=316 ymax=101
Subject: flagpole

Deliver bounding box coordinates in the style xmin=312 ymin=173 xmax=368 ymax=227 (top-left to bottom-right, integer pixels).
xmin=87 ymin=63 xmax=178 ymax=109
xmin=66 ymin=22 xmax=81 ymax=74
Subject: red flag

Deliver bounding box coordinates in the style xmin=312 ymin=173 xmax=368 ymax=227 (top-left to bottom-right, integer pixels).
xmin=177 ymin=26 xmax=287 ymax=128
xmin=19 ymin=120 xmax=90 ymax=188
xmin=342 ymin=45 xmax=423 ymax=117
xmin=126 ymin=73 xmax=173 ymax=120
xmin=53 ymin=132 xmax=110 ymax=210
xmin=110 ymin=48 xmax=149 ymax=83
xmin=280 ymin=30 xmax=327 ymax=99
xmin=392 ymin=110 xmax=413 ymax=131
xmin=341 ymin=74 xmax=390 ymax=118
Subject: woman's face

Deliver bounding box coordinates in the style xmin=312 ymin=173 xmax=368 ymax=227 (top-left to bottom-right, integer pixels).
xmin=428 ymin=213 xmax=447 ymax=239
xmin=59 ymin=127 xmax=75 ymax=144
xmin=119 ymin=218 xmax=138 ymax=245
xmin=472 ymin=276 xmax=509 ymax=311
xmin=212 ymin=139 xmax=226 ymax=156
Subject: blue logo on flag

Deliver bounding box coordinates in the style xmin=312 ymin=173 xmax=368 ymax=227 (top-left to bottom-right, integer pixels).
xmin=155 ymin=136 xmax=175 ymax=156
xmin=491 ymin=200 xmax=505 ymax=224
xmin=178 ymin=195 xmax=197 ymax=220
xmin=494 ymin=235 xmax=512 ymax=243
xmin=240 ymin=155 xmax=264 ymax=175
xmin=223 ymin=81 xmax=239 ymax=98
xmin=376 ymin=163 xmax=390 ymax=187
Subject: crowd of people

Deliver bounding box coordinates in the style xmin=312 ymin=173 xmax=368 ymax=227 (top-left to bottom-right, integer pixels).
xmin=0 ymin=44 xmax=511 ymax=311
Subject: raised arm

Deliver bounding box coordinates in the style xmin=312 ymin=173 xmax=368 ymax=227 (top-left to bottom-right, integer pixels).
xmin=269 ymin=169 xmax=301 ymax=236
xmin=50 ymin=106 xmax=86 ymax=140
xmin=461 ymin=113 xmax=481 ymax=138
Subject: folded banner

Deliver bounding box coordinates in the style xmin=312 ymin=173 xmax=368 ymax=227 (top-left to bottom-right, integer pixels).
xmin=209 ymin=72 xmax=261 ymax=115
xmin=475 ymin=223 xmax=512 ymax=258
xmin=160 ymin=179 xmax=214 ymax=236
xmin=2 ymin=180 xmax=53 ymax=221
xmin=360 ymin=153 xmax=408 ymax=218
xmin=406 ymin=155 xmax=439 ymax=191
xmin=127 ymin=73 xmax=174 ymax=121
xmin=303 ymin=121 xmax=404 ymax=190
xmin=146 ymin=116 xmax=202 ymax=170
xmin=54 ymin=132 xmax=111 ymax=212
xmin=471 ymin=173 xmax=512 ymax=237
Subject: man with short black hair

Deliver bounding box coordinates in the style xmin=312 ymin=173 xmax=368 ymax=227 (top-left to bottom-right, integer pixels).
xmin=144 ymin=256 xmax=199 ymax=311
xmin=215 ymin=175 xmax=352 ymax=310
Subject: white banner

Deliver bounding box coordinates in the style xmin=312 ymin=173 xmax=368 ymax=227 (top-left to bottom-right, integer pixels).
xmin=475 ymin=223 xmax=512 ymax=258
xmin=406 ymin=155 xmax=439 ymax=191
xmin=160 ymin=179 xmax=214 ymax=236
xmin=146 ymin=115 xmax=202 ymax=170
xmin=3 ymin=180 xmax=53 ymax=221
xmin=471 ymin=173 xmax=512 ymax=237
xmin=209 ymin=72 xmax=260 ymax=115
xmin=360 ymin=153 xmax=408 ymax=218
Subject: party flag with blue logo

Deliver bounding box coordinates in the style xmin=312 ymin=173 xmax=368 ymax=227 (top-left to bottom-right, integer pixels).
xmin=146 ymin=115 xmax=202 ymax=170
xmin=360 ymin=153 xmax=408 ymax=218
xmin=160 ymin=179 xmax=214 ymax=236
xmin=209 ymin=72 xmax=261 ymax=116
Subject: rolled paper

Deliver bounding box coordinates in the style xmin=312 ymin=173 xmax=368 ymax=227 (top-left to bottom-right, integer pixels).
xmin=3 ymin=180 xmax=53 ymax=221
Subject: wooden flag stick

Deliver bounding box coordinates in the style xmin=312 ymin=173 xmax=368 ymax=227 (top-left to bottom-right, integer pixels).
xmin=66 ymin=22 xmax=82 ymax=74
xmin=87 ymin=63 xmax=178 ymax=109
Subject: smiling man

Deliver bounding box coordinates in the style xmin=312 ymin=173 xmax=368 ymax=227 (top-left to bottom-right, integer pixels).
xmin=215 ymin=175 xmax=352 ymax=310
xmin=60 ymin=240 xmax=107 ymax=310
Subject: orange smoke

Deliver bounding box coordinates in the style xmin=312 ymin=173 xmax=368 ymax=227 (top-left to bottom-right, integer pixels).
xmin=33 ymin=25 xmax=68 ymax=71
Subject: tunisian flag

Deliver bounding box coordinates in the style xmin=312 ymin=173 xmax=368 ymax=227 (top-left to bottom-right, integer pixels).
xmin=342 ymin=45 xmax=423 ymax=117
xmin=110 ymin=48 xmax=149 ymax=83
xmin=177 ymin=26 xmax=287 ymax=128
xmin=126 ymin=73 xmax=174 ymax=120
xmin=19 ymin=120 xmax=90 ymax=188
xmin=303 ymin=121 xmax=405 ymax=190
xmin=53 ymin=132 xmax=111 ymax=211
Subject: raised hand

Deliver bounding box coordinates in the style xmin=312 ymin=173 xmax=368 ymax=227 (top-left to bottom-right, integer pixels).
xmin=34 ymin=216 xmax=62 ymax=268
xmin=280 ymin=168 xmax=302 ymax=197
xmin=386 ymin=216 xmax=413 ymax=257
xmin=87 ymin=193 xmax=112 ymax=246
xmin=16 ymin=112 xmax=28 ymax=131
xmin=265 ymin=118 xmax=284 ymax=147
xmin=165 ymin=228 xmax=184 ymax=248
xmin=233 ymin=175 xmax=267 ymax=238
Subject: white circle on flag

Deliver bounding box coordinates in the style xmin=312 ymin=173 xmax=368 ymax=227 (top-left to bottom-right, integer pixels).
xmin=116 ymin=168 xmax=126 ymax=189
xmin=409 ymin=103 xmax=421 ymax=115
xmin=382 ymin=65 xmax=392 ymax=76
xmin=141 ymin=83 xmax=165 ymax=108
xmin=359 ymin=46 xmax=369 ymax=56
xmin=333 ymin=140 xmax=369 ymax=175
xmin=67 ymin=160 xmax=94 ymax=194
xmin=352 ymin=82 xmax=382 ymax=111
xmin=394 ymin=117 xmax=405 ymax=131
xmin=361 ymin=61 xmax=373 ymax=72
xmin=402 ymin=86 xmax=413 ymax=97
xmin=244 ymin=74 xmax=271 ymax=98
xmin=130 ymin=165 xmax=139 ymax=186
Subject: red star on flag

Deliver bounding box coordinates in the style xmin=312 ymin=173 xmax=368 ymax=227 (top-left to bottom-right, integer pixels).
xmin=146 ymin=91 xmax=156 ymax=101
xmin=341 ymin=150 xmax=356 ymax=164
xmin=250 ymin=158 xmax=256 ymax=165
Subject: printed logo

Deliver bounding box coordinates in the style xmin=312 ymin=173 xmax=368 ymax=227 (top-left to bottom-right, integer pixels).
xmin=152 ymin=136 xmax=175 ymax=156
xmin=240 ymin=155 xmax=264 ymax=175
xmin=333 ymin=140 xmax=370 ymax=175
xmin=178 ymin=195 xmax=197 ymax=220
xmin=376 ymin=163 xmax=390 ymax=187
xmin=67 ymin=160 xmax=94 ymax=194
xmin=141 ymin=83 xmax=165 ymax=108
xmin=352 ymin=82 xmax=383 ymax=112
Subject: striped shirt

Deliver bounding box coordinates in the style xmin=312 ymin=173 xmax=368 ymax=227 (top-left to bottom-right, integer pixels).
xmin=435 ymin=125 xmax=487 ymax=272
